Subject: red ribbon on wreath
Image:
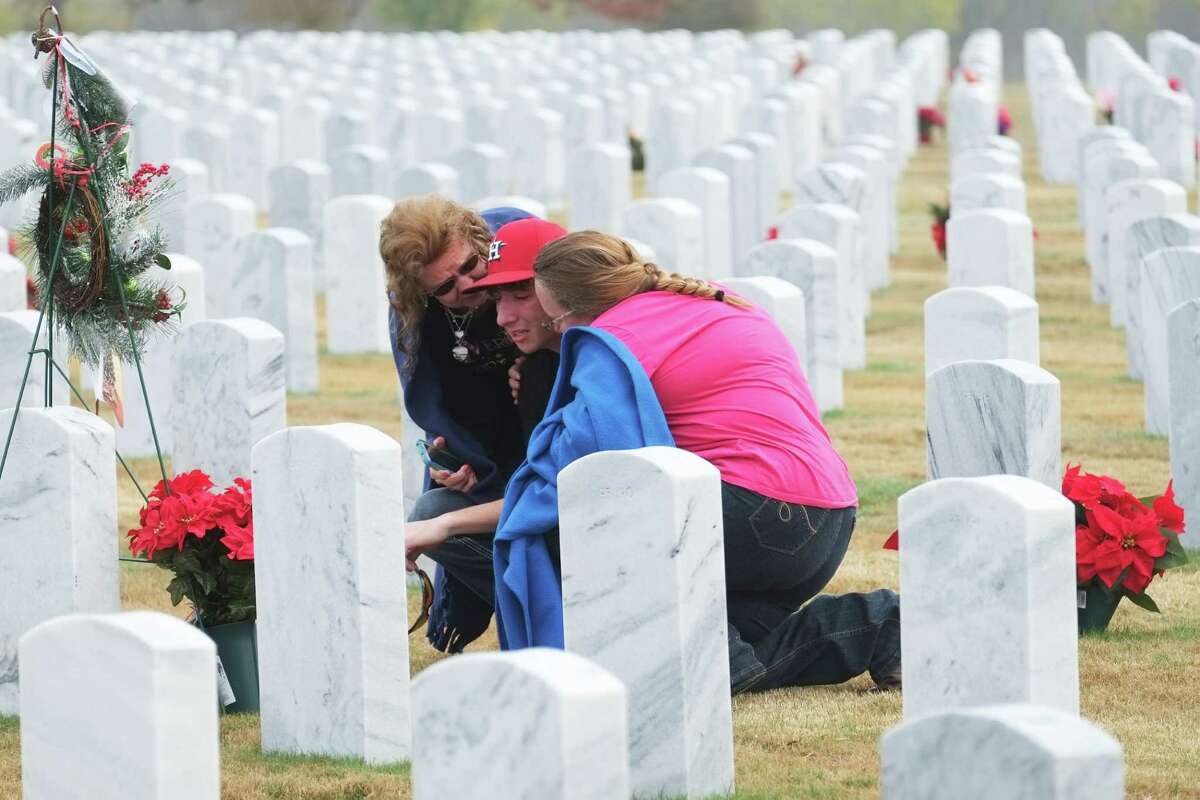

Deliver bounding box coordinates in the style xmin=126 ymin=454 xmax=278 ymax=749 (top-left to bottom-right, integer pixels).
xmin=34 ymin=141 xmax=93 ymax=188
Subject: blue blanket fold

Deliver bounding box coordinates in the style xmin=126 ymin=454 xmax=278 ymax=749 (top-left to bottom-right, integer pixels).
xmin=494 ymin=326 xmax=675 ymax=649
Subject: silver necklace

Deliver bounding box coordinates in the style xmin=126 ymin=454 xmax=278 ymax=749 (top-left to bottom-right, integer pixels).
xmin=443 ymin=306 xmax=474 ymax=362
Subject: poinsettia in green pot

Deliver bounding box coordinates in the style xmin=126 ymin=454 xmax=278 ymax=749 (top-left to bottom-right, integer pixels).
xmin=127 ymin=470 xmax=258 ymax=711
xmin=1063 ymin=464 xmax=1188 ymax=634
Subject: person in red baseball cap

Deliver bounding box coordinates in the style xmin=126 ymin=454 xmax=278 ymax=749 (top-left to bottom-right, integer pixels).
xmin=402 ymin=217 xmax=568 ymax=627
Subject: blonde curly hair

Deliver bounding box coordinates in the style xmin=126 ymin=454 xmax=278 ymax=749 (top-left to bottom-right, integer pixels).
xmin=532 ymin=230 xmax=749 ymax=318
xmin=378 ymin=195 xmax=492 ymax=361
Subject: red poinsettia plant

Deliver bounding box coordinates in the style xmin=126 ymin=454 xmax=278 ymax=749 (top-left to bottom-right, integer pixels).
xmin=1064 ymin=464 xmax=1187 ymax=611
xmin=929 ymin=202 xmax=950 ymax=259
xmin=127 ymin=470 xmax=255 ymax=626
xmin=918 ymin=106 xmax=945 ymax=145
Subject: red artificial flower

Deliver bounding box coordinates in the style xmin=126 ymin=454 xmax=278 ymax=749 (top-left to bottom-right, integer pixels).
xmin=149 ymin=469 xmax=214 ymax=500
xmin=1062 ymin=462 xmax=1102 ymax=507
xmin=220 ymin=522 xmax=254 ymax=560
xmin=158 ymin=492 xmax=217 ymax=546
xmin=1086 ymin=504 xmax=1168 ymax=594
xmin=1075 ymin=522 xmax=1105 ymax=585
xmin=1168 ymin=77 xmax=1182 ymax=92
xmin=26 ymin=277 xmax=38 ymax=310
xmin=997 ymin=106 xmax=1012 ymax=136
xmin=128 ymin=501 xmax=174 ymax=558
xmin=882 ymin=529 xmax=899 ymax=550
xmin=931 ymin=221 xmax=947 ymax=257
xmin=1154 ymin=480 xmax=1185 ymax=534
xmin=765 ymin=226 xmax=779 ymax=240
xmin=6 ymin=236 xmax=15 ymax=256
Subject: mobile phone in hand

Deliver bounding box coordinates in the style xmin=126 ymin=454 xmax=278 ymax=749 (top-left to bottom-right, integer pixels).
xmin=416 ymin=439 xmax=467 ymax=473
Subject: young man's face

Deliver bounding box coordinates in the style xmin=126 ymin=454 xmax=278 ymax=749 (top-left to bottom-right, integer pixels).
xmin=418 ymin=237 xmax=489 ymax=311
xmin=493 ymin=282 xmax=560 ymax=354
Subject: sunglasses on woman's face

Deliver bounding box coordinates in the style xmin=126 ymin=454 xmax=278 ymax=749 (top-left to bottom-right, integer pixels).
xmin=428 ymin=253 xmax=483 ymax=298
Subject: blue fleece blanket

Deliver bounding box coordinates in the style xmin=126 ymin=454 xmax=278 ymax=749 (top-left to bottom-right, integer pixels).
xmin=494 ymin=326 xmax=675 ymax=649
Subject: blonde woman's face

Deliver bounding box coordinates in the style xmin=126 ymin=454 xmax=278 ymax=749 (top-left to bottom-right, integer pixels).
xmin=419 ymin=238 xmax=489 ymax=311
xmin=534 ymin=278 xmax=594 ymax=333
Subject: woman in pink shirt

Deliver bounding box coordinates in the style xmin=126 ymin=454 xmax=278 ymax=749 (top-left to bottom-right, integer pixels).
xmin=534 ymin=231 xmax=901 ymax=694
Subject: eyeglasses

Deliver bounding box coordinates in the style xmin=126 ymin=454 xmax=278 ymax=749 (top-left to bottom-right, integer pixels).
xmin=540 ymin=310 xmax=572 ymax=331
xmin=408 ymin=567 xmax=434 ymax=635
xmin=427 ymin=253 xmax=483 ymax=298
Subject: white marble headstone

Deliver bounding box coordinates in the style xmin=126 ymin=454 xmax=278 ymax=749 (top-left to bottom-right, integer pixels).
xmin=621 ymin=198 xmax=703 ymax=274
xmin=881 ymin=704 xmax=1124 ymax=799
xmin=1168 ymin=299 xmax=1200 ymax=549
xmin=411 ymin=649 xmax=629 ymax=800
xmin=395 ymin=163 xmax=460 ymax=201
xmin=323 ymin=194 xmax=393 ymax=354
xmin=0 ymin=310 xmax=69 ymax=409
xmin=1123 ymin=214 xmax=1200 ymax=378
xmin=1139 ymin=247 xmax=1200 ymax=435
xmin=923 ymin=286 xmax=1039 ymax=375
xmin=738 ymin=239 xmax=842 ymax=411
xmin=694 ymin=143 xmax=758 ymax=267
xmin=254 ymin=424 xmax=411 ymax=764
xmin=268 ymin=160 xmax=331 ymax=291
xmin=950 ymin=172 xmax=1027 ymax=216
xmin=898 ymin=475 xmax=1079 ymax=720
xmin=230 ymin=229 xmax=319 ymax=393
xmin=171 ymin=318 xmax=286 ymax=486
xmin=926 ymin=359 xmax=1061 ymax=489
xmin=159 ymin=157 xmax=209 ymax=254
xmin=950 ymin=148 xmax=1022 ymax=183
xmin=0 ymin=407 xmax=118 ymax=714
xmin=658 ymin=166 xmax=733 ymax=279
xmin=646 ymin=98 xmax=698 ymax=195
xmin=560 ymin=447 xmax=734 ymax=800
xmin=19 ymin=612 xmax=218 ymax=800
xmin=184 ymin=193 xmax=257 ymax=318
xmin=0 ymin=253 xmax=22 ymax=312
xmin=330 ymin=144 xmax=393 ymax=198
xmin=729 ymin=132 xmax=780 ymax=241
xmin=1101 ymin=178 xmax=1185 ymax=310
xmin=567 ymin=142 xmax=632 ymax=234
xmin=947 ymin=208 xmax=1036 ymax=298
xmin=448 ymin=143 xmax=509 ymax=205
xmin=115 ymin=254 xmax=206 ymax=457
xmin=719 ymin=276 xmax=807 ymax=371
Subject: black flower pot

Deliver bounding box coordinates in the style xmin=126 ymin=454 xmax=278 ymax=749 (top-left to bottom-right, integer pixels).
xmin=202 ymin=620 xmax=259 ymax=713
xmin=1077 ymin=583 xmax=1121 ymax=634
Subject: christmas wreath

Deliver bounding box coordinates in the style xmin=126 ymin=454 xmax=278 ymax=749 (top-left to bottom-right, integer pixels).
xmin=0 ymin=10 xmax=180 ymax=370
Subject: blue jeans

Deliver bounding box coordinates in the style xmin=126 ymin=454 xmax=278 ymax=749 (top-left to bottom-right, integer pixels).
xmin=722 ymin=483 xmax=901 ymax=694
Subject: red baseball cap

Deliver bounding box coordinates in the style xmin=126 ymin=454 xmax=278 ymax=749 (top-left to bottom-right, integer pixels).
xmin=466 ymin=218 xmax=567 ymax=292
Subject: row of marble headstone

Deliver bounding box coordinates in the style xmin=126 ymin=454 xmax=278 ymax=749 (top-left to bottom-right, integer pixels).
xmin=1086 ymin=31 xmax=1197 ymax=189
xmin=1025 ymin=29 xmax=1097 ymax=184
xmin=3 ymin=398 xmax=1125 ymax=799
xmin=1072 ymin=124 xmax=1200 ymax=549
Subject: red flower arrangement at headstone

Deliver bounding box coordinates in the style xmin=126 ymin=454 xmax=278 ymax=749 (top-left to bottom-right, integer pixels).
xmin=997 ymin=105 xmax=1012 ymax=136
xmin=127 ymin=470 xmax=256 ymax=625
xmin=918 ymin=106 xmax=945 ymax=145
xmin=928 ymin=202 xmax=950 ymax=259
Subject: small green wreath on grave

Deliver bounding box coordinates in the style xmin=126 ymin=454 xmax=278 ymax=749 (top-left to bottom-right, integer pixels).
xmin=0 ymin=8 xmax=182 ymax=376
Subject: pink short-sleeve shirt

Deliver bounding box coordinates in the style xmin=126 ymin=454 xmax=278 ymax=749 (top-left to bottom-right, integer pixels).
xmin=592 ymin=291 xmax=857 ymax=508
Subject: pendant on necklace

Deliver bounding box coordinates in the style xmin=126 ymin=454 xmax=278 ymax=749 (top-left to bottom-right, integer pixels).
xmin=452 ymin=330 xmax=469 ymax=362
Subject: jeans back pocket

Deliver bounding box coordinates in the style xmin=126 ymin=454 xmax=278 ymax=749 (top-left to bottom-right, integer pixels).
xmin=749 ymin=500 xmax=828 ymax=556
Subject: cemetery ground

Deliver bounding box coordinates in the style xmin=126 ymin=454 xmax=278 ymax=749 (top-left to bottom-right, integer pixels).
xmin=2 ymin=83 xmax=1199 ymax=799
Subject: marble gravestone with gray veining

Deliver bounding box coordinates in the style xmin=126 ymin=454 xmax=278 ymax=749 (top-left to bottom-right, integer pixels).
xmin=268 ymin=160 xmax=331 ymax=291
xmin=559 ymin=447 xmax=734 ymax=800
xmin=171 ymin=318 xmax=286 ymax=487
xmin=511 ymin=107 xmax=565 ymax=210
xmin=1169 ymin=299 xmax=1200 ymax=550
xmin=330 ymin=145 xmax=393 ymax=198
xmin=115 ymin=255 xmax=206 ymax=457
xmin=254 ymin=424 xmax=411 ymax=764
xmin=1075 ymin=127 xmax=1131 ymax=229
xmin=0 ymin=407 xmax=118 ymax=715
xmin=832 ymin=144 xmax=891 ymax=290
xmin=19 ymin=613 xmax=219 ymax=800
xmin=898 ymin=476 xmax=1079 ymax=721
xmin=622 ymin=198 xmax=704 ymax=275
xmin=1123 ymin=214 xmax=1200 ymax=378
xmin=738 ymin=239 xmax=842 ymax=412
xmin=947 ymin=208 xmax=1036 ymax=298
xmin=793 ymin=163 xmax=868 ymax=227
xmin=1102 ymin=178 xmax=1185 ymax=310
xmin=323 ymin=194 xmax=394 ymax=354
xmin=950 ymin=172 xmax=1026 ymax=216
xmin=567 ymin=142 xmax=632 ymax=234
xmin=411 ymin=649 xmax=629 ymax=800
xmin=729 ymin=132 xmax=780 ymax=241
xmin=719 ymin=277 xmax=807 ymax=371
xmin=1139 ymin=247 xmax=1200 ymax=435
xmin=231 ymin=229 xmax=319 ymax=393
xmin=774 ymin=203 xmax=865 ymax=367
xmin=693 ymin=143 xmax=757 ymax=268
xmin=658 ymin=166 xmax=733 ymax=279
xmin=949 ymin=148 xmax=1022 ymax=183
xmin=1139 ymin=88 xmax=1196 ymax=189
xmin=923 ymin=286 xmax=1039 ymax=375
xmin=881 ymin=704 xmax=1124 ymax=800
xmin=646 ymin=98 xmax=698 ymax=195
xmin=157 ymin=157 xmax=209 ymax=255
xmin=184 ymin=193 xmax=257 ymax=318
xmin=0 ymin=310 xmax=70 ymax=408
xmin=926 ymin=359 xmax=1061 ymax=489
xmin=1084 ymin=143 xmax=1158 ymax=275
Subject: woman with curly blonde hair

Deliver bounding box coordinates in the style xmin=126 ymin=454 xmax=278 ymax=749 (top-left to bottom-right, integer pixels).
xmin=496 ymin=231 xmax=901 ymax=695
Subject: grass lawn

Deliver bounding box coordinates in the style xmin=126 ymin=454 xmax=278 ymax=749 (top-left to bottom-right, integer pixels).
xmin=2 ymin=82 xmax=1199 ymax=799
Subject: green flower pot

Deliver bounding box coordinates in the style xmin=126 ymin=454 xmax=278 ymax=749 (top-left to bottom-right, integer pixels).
xmin=203 ymin=620 xmax=259 ymax=713
xmin=1077 ymin=583 xmax=1121 ymax=634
